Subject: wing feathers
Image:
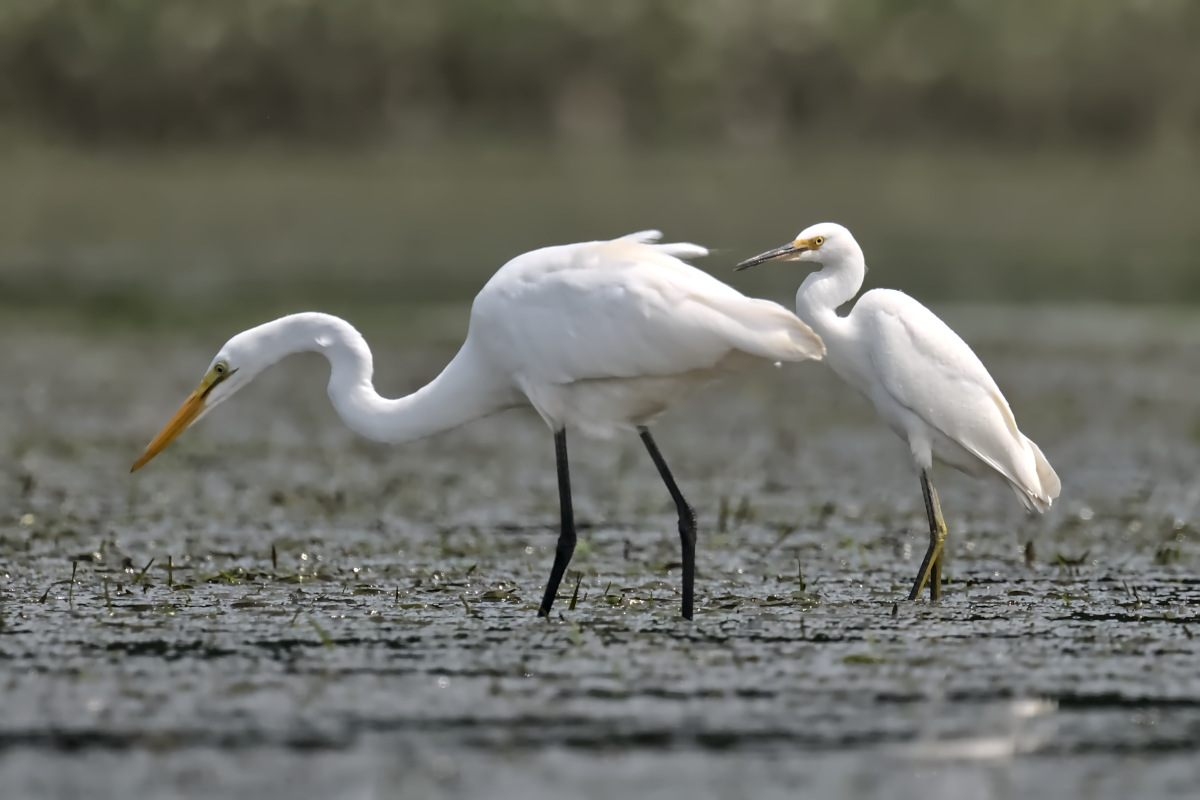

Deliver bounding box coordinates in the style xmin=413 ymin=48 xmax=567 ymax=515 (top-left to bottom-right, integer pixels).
xmin=863 ymin=292 xmax=1058 ymax=510
xmin=474 ymin=233 xmax=822 ymax=388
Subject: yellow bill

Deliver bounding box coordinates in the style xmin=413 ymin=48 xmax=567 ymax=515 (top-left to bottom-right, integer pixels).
xmin=131 ymin=361 xmax=234 ymax=472
xmin=130 ymin=389 xmax=208 ymax=472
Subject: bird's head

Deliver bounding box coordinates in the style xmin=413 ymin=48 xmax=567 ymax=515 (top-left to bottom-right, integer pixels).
xmin=129 ymin=330 xmax=263 ymax=472
xmin=733 ymin=222 xmax=859 ymax=271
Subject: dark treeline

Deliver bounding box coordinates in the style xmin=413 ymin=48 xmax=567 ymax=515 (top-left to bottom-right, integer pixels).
xmin=0 ymin=0 xmax=1196 ymax=148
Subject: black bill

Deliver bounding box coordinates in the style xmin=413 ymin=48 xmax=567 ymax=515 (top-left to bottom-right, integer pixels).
xmin=733 ymin=241 xmax=803 ymax=271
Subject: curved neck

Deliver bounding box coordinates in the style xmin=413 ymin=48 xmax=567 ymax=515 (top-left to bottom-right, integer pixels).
xmin=248 ymin=313 xmax=512 ymax=444
xmin=794 ymin=251 xmax=866 ymax=348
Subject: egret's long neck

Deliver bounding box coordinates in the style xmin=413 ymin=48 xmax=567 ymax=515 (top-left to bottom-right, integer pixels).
xmin=252 ymin=313 xmax=514 ymax=444
xmin=794 ymin=249 xmax=867 ymax=352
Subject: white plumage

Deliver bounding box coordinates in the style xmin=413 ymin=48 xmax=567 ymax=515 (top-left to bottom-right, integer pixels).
xmin=474 ymin=231 xmax=825 ymax=436
xmin=133 ymin=230 xmax=824 ymax=619
xmin=736 ymin=222 xmax=1058 ymax=600
xmin=851 ymin=290 xmax=1058 ymax=511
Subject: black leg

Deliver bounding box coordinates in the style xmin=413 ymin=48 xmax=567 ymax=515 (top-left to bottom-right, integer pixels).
xmin=638 ymin=427 xmax=697 ymax=620
xmin=907 ymin=468 xmax=947 ymax=601
xmin=538 ymin=430 xmax=576 ymax=617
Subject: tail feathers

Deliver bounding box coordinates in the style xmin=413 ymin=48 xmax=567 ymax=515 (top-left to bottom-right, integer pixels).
xmin=1011 ymin=482 xmax=1049 ymax=514
xmin=611 ymin=228 xmax=818 ymax=360
xmin=780 ymin=317 xmax=825 ymax=360
xmin=618 ymin=229 xmax=709 ymax=260
xmin=731 ymin=299 xmax=825 ymax=362
xmin=1009 ymin=437 xmax=1061 ymax=514
xmin=1028 ymin=438 xmax=1061 ymax=501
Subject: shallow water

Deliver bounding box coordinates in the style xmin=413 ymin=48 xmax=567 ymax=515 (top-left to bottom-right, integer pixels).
xmin=1 ymin=306 xmax=1199 ymax=798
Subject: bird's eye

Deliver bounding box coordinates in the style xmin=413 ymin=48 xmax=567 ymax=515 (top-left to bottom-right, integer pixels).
xmin=213 ymin=362 xmax=227 ymax=376
xmin=813 ymin=236 xmax=825 ymax=246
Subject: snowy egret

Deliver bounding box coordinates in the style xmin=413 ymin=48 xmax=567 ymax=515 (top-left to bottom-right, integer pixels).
xmin=735 ymin=222 xmax=1059 ymax=600
xmin=132 ymin=231 xmax=825 ymax=619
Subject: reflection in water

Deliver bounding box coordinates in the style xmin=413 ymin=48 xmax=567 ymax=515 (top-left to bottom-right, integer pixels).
xmin=897 ymin=699 xmax=1058 ymax=762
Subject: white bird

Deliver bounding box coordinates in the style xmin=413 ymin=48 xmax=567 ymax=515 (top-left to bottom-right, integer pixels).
xmin=734 ymin=222 xmax=1059 ymax=600
xmin=132 ymin=231 xmax=825 ymax=619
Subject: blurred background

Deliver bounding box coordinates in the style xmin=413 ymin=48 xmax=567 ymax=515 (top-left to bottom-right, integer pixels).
xmin=0 ymin=0 xmax=1197 ymax=331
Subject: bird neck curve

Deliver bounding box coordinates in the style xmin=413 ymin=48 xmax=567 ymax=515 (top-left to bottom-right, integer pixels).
xmin=245 ymin=312 xmax=511 ymax=444
xmin=793 ymin=250 xmax=866 ymax=348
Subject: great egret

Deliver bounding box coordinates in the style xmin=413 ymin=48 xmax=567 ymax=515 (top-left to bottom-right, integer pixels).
xmin=132 ymin=231 xmax=825 ymax=619
xmin=735 ymin=222 xmax=1059 ymax=600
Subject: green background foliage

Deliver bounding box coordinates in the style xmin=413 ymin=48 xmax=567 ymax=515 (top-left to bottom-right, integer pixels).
xmin=1 ymin=0 xmax=1197 ymax=147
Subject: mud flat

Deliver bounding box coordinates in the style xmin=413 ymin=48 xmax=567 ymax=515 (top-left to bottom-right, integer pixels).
xmin=1 ymin=305 xmax=1198 ymax=798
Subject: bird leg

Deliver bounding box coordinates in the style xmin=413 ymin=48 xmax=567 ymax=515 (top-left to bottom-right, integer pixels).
xmin=638 ymin=427 xmax=696 ymax=620
xmin=925 ymin=472 xmax=947 ymax=601
xmin=930 ymin=547 xmax=942 ymax=600
xmin=538 ymin=429 xmax=576 ymax=617
xmin=907 ymin=468 xmax=947 ymax=601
